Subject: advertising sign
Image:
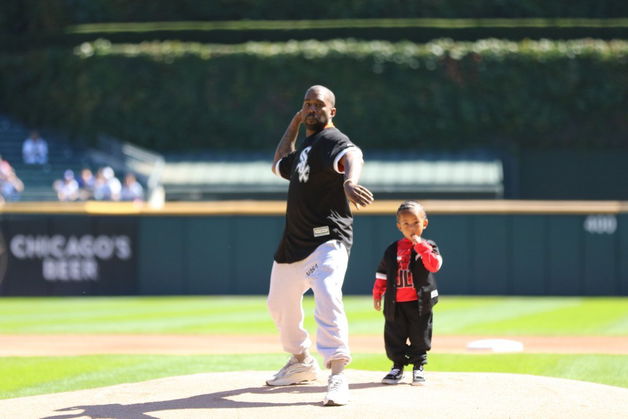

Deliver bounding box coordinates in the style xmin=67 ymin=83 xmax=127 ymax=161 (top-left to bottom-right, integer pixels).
xmin=0 ymin=215 xmax=138 ymax=296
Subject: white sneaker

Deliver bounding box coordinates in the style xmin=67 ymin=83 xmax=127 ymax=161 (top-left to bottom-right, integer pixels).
xmin=266 ymin=356 xmax=320 ymax=386
xmin=323 ymin=373 xmax=349 ymax=406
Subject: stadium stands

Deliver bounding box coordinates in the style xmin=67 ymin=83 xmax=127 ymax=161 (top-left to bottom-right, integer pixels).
xmin=160 ymin=150 xmax=503 ymax=201
xmin=1 ymin=114 xmax=503 ymax=202
xmin=0 ymin=115 xmax=91 ymax=201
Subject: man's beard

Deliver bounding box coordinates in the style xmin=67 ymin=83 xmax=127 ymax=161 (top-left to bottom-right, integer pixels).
xmin=304 ymin=115 xmax=327 ymax=132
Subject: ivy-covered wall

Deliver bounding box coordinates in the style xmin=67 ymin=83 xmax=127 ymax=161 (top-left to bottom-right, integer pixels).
xmin=1 ymin=38 xmax=626 ymax=152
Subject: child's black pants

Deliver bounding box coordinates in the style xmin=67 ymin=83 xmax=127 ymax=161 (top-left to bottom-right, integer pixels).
xmin=384 ymin=300 xmax=433 ymax=367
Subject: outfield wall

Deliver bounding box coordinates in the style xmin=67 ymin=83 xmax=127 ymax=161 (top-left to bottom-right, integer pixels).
xmin=1 ymin=201 xmax=627 ymax=296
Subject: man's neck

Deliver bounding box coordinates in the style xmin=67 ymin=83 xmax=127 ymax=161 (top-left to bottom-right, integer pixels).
xmin=305 ymin=122 xmax=335 ymax=137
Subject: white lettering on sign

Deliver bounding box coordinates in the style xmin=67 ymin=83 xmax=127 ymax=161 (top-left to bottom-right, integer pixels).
xmin=42 ymin=258 xmax=99 ymax=282
xmin=583 ymin=215 xmax=617 ymax=235
xmin=10 ymin=235 xmax=132 ymax=260
xmin=9 ymin=234 xmax=131 ymax=282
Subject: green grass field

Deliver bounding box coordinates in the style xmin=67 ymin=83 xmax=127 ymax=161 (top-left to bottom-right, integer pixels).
xmin=1 ymin=296 xmax=627 ymax=399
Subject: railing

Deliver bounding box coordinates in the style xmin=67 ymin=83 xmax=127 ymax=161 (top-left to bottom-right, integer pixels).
xmin=91 ymin=135 xmax=166 ymax=207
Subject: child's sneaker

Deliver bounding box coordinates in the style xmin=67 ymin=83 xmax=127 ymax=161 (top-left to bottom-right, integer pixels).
xmin=412 ymin=365 xmax=426 ymax=386
xmin=381 ymin=365 xmax=404 ymax=384
xmin=266 ymin=356 xmax=320 ymax=386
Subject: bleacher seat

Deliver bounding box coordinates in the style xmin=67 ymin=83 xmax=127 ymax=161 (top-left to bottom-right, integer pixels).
xmin=2 ymin=114 xmax=504 ymax=202
xmin=0 ymin=115 xmax=92 ymax=201
xmin=160 ymin=150 xmax=504 ymax=201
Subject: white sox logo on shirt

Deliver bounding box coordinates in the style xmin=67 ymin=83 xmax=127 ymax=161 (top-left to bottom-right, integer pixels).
xmin=296 ymin=146 xmax=312 ymax=183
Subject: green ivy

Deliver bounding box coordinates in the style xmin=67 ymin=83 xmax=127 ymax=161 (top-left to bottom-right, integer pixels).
xmin=1 ymin=38 xmax=626 ymax=151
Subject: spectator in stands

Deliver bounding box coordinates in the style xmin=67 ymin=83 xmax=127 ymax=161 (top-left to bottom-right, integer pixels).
xmin=77 ymin=168 xmax=95 ymax=200
xmin=93 ymin=166 xmax=121 ymax=201
xmin=120 ymin=173 xmax=145 ymax=202
xmin=0 ymin=154 xmax=12 ymax=177
xmin=0 ymin=158 xmax=24 ymax=202
xmin=104 ymin=166 xmax=122 ymax=201
xmin=53 ymin=169 xmax=80 ymax=201
xmin=22 ymin=130 xmax=48 ymax=165
xmin=93 ymin=168 xmax=110 ymax=201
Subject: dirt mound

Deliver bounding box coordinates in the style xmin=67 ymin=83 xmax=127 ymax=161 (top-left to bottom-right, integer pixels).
xmin=2 ymin=370 xmax=627 ymax=419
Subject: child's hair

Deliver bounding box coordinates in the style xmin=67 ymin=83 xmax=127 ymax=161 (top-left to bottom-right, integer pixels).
xmin=396 ymin=200 xmax=426 ymax=219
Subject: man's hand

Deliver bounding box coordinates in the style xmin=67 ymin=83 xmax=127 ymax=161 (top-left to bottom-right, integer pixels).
xmin=292 ymin=109 xmax=304 ymax=125
xmin=343 ymin=180 xmax=374 ymax=210
xmin=273 ymin=110 xmax=305 ymax=166
xmin=339 ymin=149 xmax=373 ymax=210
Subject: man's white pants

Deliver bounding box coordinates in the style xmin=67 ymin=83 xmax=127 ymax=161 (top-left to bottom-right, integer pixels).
xmin=267 ymin=240 xmax=351 ymax=368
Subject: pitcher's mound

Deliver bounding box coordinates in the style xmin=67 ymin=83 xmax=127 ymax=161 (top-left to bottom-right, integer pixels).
xmin=2 ymin=370 xmax=627 ymax=419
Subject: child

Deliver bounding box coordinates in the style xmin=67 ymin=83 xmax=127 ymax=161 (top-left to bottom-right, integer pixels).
xmin=373 ymin=200 xmax=443 ymax=385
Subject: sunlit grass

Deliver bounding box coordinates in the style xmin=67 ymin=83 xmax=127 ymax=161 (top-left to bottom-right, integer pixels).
xmin=2 ymin=353 xmax=627 ymax=400
xmin=1 ymin=296 xmax=627 ymax=399
xmin=1 ymin=296 xmax=627 ymax=335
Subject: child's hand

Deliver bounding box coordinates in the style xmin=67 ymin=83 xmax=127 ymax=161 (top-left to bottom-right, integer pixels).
xmin=373 ymin=297 xmax=382 ymax=311
xmin=413 ymin=240 xmax=433 ymax=255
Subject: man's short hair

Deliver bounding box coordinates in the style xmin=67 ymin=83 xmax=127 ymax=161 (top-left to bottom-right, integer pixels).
xmin=307 ymin=85 xmax=336 ymax=107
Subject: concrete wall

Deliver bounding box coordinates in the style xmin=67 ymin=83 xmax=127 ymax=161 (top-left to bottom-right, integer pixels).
xmin=1 ymin=201 xmax=626 ymax=296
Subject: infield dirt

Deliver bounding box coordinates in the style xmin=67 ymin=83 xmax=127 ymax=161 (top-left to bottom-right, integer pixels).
xmin=1 ymin=334 xmax=627 ymax=356
xmin=3 ymin=334 xmax=628 ymax=418
xmin=2 ymin=370 xmax=628 ymax=419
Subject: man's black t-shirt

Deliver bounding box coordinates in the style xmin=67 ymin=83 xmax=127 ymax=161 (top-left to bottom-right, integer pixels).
xmin=274 ymin=127 xmax=359 ymax=263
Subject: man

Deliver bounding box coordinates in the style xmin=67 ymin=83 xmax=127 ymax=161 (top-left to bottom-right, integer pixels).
xmin=22 ymin=130 xmax=48 ymax=165
xmin=267 ymin=85 xmax=374 ymax=406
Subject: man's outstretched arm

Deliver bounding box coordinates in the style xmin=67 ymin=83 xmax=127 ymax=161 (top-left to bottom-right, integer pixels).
xmin=340 ymin=150 xmax=374 ymax=209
